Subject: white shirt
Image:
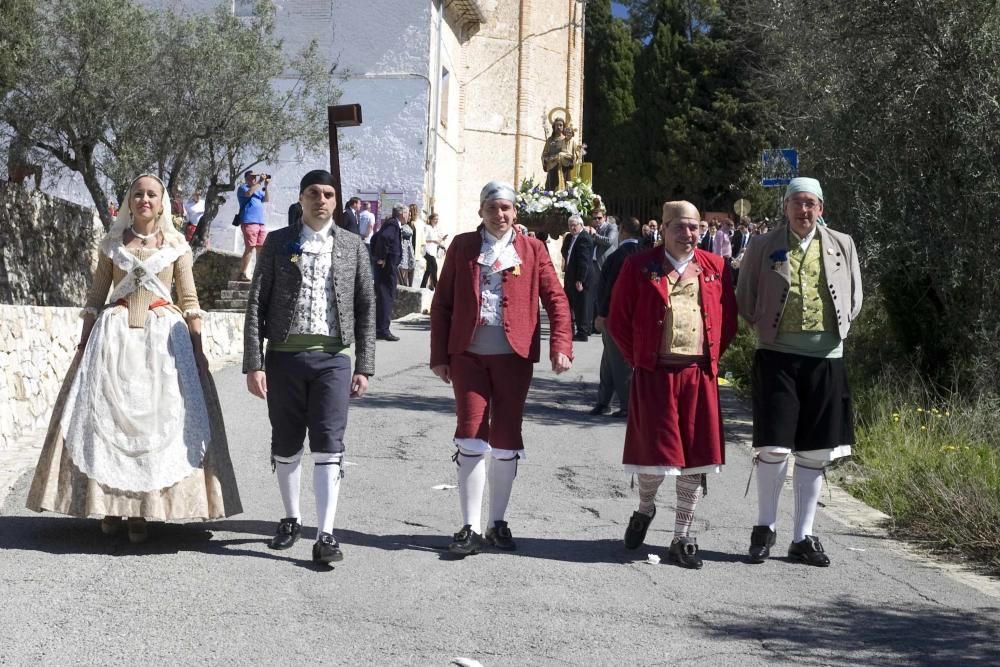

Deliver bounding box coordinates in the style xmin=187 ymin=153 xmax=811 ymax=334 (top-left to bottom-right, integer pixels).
xmin=790 ymin=226 xmax=817 ymax=252
xmin=184 ymin=198 xmax=205 ymax=226
xmin=424 ymin=223 xmax=443 ymax=257
xmin=288 ymin=221 xmax=340 ymax=337
xmin=358 ymin=210 xmax=376 ymax=244
xmin=665 ymin=250 xmax=695 ymax=276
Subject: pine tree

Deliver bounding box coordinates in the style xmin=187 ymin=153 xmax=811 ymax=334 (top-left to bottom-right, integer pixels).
xmin=583 ymin=0 xmax=640 ymax=197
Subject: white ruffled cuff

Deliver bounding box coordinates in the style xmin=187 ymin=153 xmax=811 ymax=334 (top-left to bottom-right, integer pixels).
xmin=183 ymin=308 xmax=207 ymax=320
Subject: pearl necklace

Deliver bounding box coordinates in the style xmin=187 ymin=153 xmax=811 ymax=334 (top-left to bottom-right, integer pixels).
xmin=130 ymin=225 xmax=158 ymax=246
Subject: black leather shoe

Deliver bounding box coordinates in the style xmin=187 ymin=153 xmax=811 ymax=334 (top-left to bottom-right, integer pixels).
xmin=588 ymin=404 xmax=609 ymax=416
xmin=748 ymin=525 xmax=777 ymax=564
xmin=268 ymin=517 xmax=301 ymax=550
xmin=623 ymin=508 xmax=655 ymax=550
xmin=448 ymin=525 xmax=486 ymax=556
xmin=573 ymin=334 xmax=589 ymax=342
xmin=485 ymin=520 xmax=516 ymax=551
xmin=788 ymin=535 xmax=831 ymax=566
xmin=312 ymin=532 xmax=344 ymax=564
xmin=376 ymin=333 xmax=400 ymax=341
xmin=668 ymin=536 xmax=703 ymax=569
xmin=610 ymin=409 xmax=628 ymax=418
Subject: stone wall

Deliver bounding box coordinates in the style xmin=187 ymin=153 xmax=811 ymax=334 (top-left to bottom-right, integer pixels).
xmin=0 ymin=182 xmax=104 ymax=306
xmin=0 ymin=306 xmax=244 ymax=451
xmin=192 ymin=249 xmax=243 ymax=310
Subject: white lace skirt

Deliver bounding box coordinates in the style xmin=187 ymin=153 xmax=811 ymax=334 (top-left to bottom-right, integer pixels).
xmin=61 ymin=307 xmax=211 ymax=492
xmin=27 ymin=307 xmax=242 ymax=520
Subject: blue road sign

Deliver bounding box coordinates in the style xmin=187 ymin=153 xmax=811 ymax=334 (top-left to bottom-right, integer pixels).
xmin=761 ymin=148 xmax=798 ymax=187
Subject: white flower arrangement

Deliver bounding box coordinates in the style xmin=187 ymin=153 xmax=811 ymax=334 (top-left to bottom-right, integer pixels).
xmin=516 ymin=177 xmax=601 ymax=220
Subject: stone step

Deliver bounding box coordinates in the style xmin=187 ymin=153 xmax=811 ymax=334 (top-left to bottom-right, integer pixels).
xmin=217 ymin=299 xmax=248 ymax=310
xmin=227 ymin=280 xmax=251 ymax=290
xmin=220 ymin=289 xmax=249 ymax=300
xmin=211 ymin=308 xmax=247 ymax=314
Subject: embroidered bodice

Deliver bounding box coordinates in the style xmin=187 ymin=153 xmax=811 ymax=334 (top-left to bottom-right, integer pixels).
xmin=84 ymin=244 xmax=200 ymax=328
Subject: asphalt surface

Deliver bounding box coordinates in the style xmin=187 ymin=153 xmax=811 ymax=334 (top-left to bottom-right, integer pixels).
xmin=1 ymin=315 xmax=997 ymax=665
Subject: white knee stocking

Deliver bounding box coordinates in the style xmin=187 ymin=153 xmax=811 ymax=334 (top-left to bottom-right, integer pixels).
xmin=755 ymin=453 xmax=789 ymax=530
xmin=455 ymin=447 xmax=486 ymax=534
xmin=488 ymin=455 xmax=520 ymax=524
xmin=274 ymin=450 xmax=303 ymax=521
xmin=313 ymin=453 xmax=343 ymax=537
xmin=792 ymin=462 xmax=824 ymax=542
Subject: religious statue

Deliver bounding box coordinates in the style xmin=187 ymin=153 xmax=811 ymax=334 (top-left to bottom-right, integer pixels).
xmin=542 ymin=108 xmax=580 ymax=192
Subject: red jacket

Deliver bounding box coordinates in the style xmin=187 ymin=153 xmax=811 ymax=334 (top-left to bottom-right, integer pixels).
xmin=608 ymin=247 xmax=737 ymax=375
xmin=430 ymin=227 xmax=573 ymax=366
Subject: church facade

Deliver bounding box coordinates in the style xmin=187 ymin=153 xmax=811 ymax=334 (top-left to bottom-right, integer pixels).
xmin=140 ymin=0 xmax=585 ymax=242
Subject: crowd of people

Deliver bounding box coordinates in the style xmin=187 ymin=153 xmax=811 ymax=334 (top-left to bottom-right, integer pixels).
xmin=26 ymin=170 xmax=861 ymax=572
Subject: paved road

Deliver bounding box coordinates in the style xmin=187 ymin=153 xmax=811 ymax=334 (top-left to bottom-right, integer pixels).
xmin=1 ymin=316 xmax=997 ymax=665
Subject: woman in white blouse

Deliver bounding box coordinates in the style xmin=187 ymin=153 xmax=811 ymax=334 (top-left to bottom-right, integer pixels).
xmin=420 ymin=212 xmax=447 ymax=290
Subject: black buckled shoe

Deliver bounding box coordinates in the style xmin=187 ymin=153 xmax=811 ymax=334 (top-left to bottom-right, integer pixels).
xmin=668 ymin=536 xmax=703 ymax=569
xmin=788 ymin=535 xmax=831 ymax=567
xmin=623 ymin=508 xmax=655 ymax=550
xmin=748 ymin=525 xmax=777 ymax=564
xmin=312 ymin=532 xmax=344 ymax=564
xmin=268 ymin=517 xmax=302 ymax=550
xmin=485 ymin=520 xmax=516 ymax=551
xmin=588 ymin=404 xmax=609 ymax=416
xmin=448 ymin=524 xmax=486 ymax=556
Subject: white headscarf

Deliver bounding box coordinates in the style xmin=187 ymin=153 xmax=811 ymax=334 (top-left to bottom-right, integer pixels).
xmin=100 ymin=173 xmax=188 ymax=256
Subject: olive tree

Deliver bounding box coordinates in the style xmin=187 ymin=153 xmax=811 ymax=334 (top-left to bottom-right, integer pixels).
xmin=1 ymin=0 xmax=338 ymax=238
xmin=729 ymin=0 xmax=1000 ymax=391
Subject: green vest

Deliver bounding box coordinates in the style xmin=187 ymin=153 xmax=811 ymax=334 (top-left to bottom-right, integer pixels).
xmin=779 ymin=232 xmax=837 ymax=334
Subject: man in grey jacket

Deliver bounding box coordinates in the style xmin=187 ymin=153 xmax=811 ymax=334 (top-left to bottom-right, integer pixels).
xmin=736 ymin=177 xmax=862 ymax=568
xmin=244 ymin=169 xmax=376 ymax=566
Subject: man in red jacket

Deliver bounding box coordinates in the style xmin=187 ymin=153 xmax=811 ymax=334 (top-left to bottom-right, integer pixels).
xmin=608 ymin=200 xmax=737 ymax=569
xmin=430 ymin=181 xmax=574 ymax=557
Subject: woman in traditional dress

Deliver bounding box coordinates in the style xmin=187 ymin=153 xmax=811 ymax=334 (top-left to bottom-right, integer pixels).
xmin=26 ymin=174 xmax=242 ymax=543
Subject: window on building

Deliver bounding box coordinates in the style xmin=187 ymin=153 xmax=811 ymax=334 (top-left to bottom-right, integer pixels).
xmin=439 ymin=67 xmax=450 ymax=129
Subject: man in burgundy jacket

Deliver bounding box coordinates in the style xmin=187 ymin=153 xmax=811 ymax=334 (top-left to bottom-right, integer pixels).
xmin=608 ymin=200 xmax=737 ymax=569
xmin=430 ymin=181 xmax=574 ymax=557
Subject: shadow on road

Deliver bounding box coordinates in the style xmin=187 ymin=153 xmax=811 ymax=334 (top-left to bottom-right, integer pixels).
xmin=0 ymin=515 xmax=307 ymax=566
xmin=356 ymin=375 xmax=621 ymax=429
xmin=694 ymin=597 xmax=1000 ymax=665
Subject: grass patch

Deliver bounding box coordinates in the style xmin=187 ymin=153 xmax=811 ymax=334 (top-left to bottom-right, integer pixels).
xmin=719 ymin=320 xmax=756 ymax=393
xmin=839 ymin=381 xmax=1000 ymax=575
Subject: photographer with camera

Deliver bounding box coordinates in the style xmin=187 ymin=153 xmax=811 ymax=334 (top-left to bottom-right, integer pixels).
xmin=237 ymin=169 xmax=272 ymax=281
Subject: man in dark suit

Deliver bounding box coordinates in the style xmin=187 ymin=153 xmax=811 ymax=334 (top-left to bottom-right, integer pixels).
xmin=341 ymin=197 xmax=361 ymax=235
xmin=371 ymin=203 xmax=405 ymax=341
xmin=563 ymin=214 xmax=596 ymax=341
xmin=591 ymin=217 xmax=643 ymax=416
xmin=698 ymin=220 xmax=715 ymax=252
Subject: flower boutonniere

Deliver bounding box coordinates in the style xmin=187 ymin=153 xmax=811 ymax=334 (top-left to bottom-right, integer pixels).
xmin=286 ymin=240 xmax=304 ymax=264
xmin=642 ymin=261 xmax=662 ymax=283
xmin=769 ymin=248 xmax=788 ymax=271
xmin=512 ymin=265 xmax=521 ymax=276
